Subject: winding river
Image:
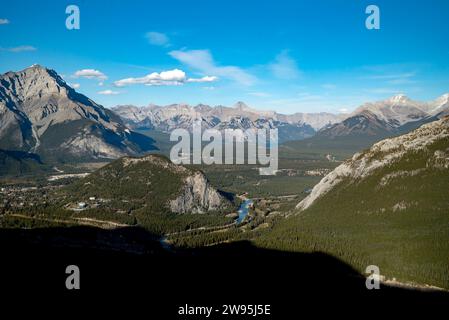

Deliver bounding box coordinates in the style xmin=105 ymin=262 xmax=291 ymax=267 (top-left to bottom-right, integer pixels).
xmin=159 ymin=198 xmax=254 ymax=250
xmin=236 ymin=199 xmax=253 ymax=224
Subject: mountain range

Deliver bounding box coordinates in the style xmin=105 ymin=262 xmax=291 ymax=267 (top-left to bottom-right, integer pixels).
xmin=112 ymin=102 xmax=344 ymax=142
xmin=1 ymin=65 xmax=448 ymax=167
xmin=318 ymin=93 xmax=449 ymax=139
xmin=0 ymin=65 xmax=156 ymax=162
xmin=113 ymin=94 xmax=449 ymax=145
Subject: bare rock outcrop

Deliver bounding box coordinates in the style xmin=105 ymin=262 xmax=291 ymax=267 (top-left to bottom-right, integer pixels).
xmin=169 ymin=171 xmax=227 ymax=213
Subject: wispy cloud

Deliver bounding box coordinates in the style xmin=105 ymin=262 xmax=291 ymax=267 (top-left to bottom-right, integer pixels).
xmin=73 ymin=69 xmax=107 ymax=81
xmin=145 ymin=31 xmax=170 ymax=47
xmin=114 ymin=69 xmax=217 ymax=87
xmin=360 ymin=67 xmax=418 ymax=85
xmin=0 ymin=18 xmax=10 ymax=25
xmin=362 ymin=71 xmax=416 ymax=80
xmin=363 ymin=88 xmax=405 ymax=94
xmin=265 ymin=93 xmax=372 ymax=114
xmin=386 ymin=77 xmax=416 ymax=85
xmin=98 ymin=90 xmax=120 ymax=95
xmin=0 ymin=45 xmax=36 ymax=52
xmin=169 ymin=49 xmax=256 ymax=86
xmin=69 ymin=83 xmax=80 ymax=89
xmin=248 ymin=91 xmax=272 ymax=98
xmin=269 ymin=50 xmax=301 ymax=80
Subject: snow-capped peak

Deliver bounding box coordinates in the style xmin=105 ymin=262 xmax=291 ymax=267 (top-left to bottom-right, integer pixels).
xmin=428 ymin=93 xmax=449 ymax=114
xmin=351 ymin=94 xmax=427 ymax=126
xmin=435 ymin=93 xmax=449 ymax=104
xmin=388 ymin=94 xmax=410 ymax=104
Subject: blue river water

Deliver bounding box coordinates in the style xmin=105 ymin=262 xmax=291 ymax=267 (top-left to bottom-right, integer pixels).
xmin=159 ymin=198 xmax=254 ymax=250
xmin=236 ymin=199 xmax=253 ymax=224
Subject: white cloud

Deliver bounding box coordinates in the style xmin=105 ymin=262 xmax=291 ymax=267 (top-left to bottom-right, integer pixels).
xmin=338 ymin=108 xmax=350 ymax=114
xmin=70 ymin=83 xmax=80 ymax=89
xmin=114 ymin=69 xmax=186 ymax=87
xmin=73 ymin=69 xmax=107 ymax=81
xmin=269 ymin=50 xmax=301 ymax=80
xmin=114 ymin=69 xmax=218 ymax=87
xmin=98 ymin=90 xmax=120 ymax=95
xmin=145 ymin=32 xmax=170 ymax=47
xmin=0 ymin=19 xmax=10 ymax=25
xmin=186 ymin=75 xmax=218 ymax=83
xmin=0 ymin=45 xmax=36 ymax=52
xmin=169 ymin=49 xmax=256 ymax=86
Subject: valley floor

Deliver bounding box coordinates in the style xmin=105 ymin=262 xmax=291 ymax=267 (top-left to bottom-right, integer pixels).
xmin=1 ymin=139 xmax=448 ymax=292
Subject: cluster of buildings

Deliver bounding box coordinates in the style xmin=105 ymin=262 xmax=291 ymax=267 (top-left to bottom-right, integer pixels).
xmin=66 ymin=197 xmax=108 ymax=211
xmin=304 ymin=169 xmax=331 ymax=177
xmin=0 ymin=186 xmax=47 ymax=209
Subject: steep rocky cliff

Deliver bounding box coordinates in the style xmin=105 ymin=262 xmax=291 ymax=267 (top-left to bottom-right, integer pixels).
xmin=169 ymin=171 xmax=226 ymax=213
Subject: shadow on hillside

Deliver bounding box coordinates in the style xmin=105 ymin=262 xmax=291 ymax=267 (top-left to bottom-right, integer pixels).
xmin=0 ymin=225 xmax=447 ymax=311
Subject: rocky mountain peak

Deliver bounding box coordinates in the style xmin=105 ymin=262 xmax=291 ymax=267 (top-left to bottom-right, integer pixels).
xmin=0 ymin=66 xmax=155 ymax=160
xmin=1 ymin=65 xmax=70 ymax=102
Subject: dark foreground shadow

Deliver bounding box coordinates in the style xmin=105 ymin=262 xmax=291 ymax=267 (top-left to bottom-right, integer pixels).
xmin=0 ymin=226 xmax=447 ymax=315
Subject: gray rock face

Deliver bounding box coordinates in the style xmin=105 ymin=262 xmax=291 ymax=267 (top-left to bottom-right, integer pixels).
xmin=0 ymin=65 xmax=155 ymax=160
xmin=122 ymin=155 xmax=230 ymax=214
xmin=169 ymin=171 xmax=228 ymax=214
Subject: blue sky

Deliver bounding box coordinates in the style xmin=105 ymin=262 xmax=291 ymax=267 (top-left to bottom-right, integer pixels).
xmin=0 ymin=0 xmax=448 ymax=114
